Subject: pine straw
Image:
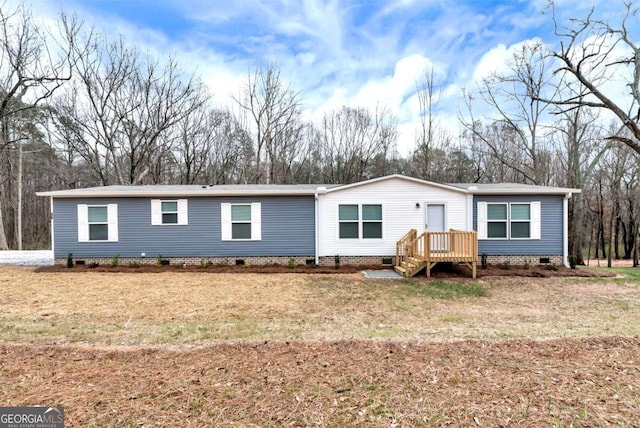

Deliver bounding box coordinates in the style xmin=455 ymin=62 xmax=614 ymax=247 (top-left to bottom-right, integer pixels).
xmin=1 ymin=337 xmax=639 ymax=426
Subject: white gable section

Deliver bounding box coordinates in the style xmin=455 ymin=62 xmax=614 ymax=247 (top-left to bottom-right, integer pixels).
xmin=318 ymin=176 xmax=470 ymax=257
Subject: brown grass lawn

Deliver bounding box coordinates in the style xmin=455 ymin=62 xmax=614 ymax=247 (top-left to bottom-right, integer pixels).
xmin=1 ymin=265 xmax=640 ymax=426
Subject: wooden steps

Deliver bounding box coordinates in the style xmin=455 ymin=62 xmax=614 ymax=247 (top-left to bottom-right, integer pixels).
xmin=394 ymin=256 xmax=426 ymax=278
xmin=395 ymin=228 xmax=478 ymax=279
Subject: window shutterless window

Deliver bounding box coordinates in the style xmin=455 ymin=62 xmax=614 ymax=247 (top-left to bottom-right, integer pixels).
xmin=338 ymin=205 xmax=359 ymax=239
xmin=362 ymin=204 xmax=382 ymax=239
xmin=338 ymin=204 xmax=382 ymax=239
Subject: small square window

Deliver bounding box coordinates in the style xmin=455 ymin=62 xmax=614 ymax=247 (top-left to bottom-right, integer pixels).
xmin=232 ymin=223 xmax=252 ymax=240
xmin=363 ymin=222 xmax=382 ymax=239
xmin=88 ymin=206 xmax=108 ymax=223
xmin=339 ymin=222 xmax=359 ymax=239
xmin=511 ymin=222 xmax=530 ymax=238
xmin=89 ymin=224 xmax=108 ymax=241
xmin=231 ymin=205 xmax=251 ymax=222
xmin=511 ymin=204 xmax=530 ymax=220
xmin=362 ymin=204 xmax=382 ymax=221
xmin=487 ymin=204 xmax=507 ymax=220
xmin=339 ymin=205 xmax=359 ymax=221
xmin=487 ymin=222 xmax=507 ymax=238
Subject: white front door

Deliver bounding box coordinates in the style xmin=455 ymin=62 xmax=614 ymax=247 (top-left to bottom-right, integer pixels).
xmin=425 ymin=203 xmax=445 ymax=232
xmin=425 ymin=203 xmax=447 ymax=251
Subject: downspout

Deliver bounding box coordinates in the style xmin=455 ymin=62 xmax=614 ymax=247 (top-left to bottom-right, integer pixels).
xmin=50 ymin=197 xmax=55 ymax=256
xmin=314 ymin=187 xmax=327 ymax=266
xmin=466 ymin=186 xmax=477 ymax=231
xmin=314 ymin=191 xmax=319 ymax=265
xmin=563 ymin=193 xmax=571 ymax=267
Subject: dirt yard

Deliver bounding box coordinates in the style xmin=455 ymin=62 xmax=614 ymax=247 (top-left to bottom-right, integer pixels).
xmin=1 ymin=265 xmax=639 ymax=426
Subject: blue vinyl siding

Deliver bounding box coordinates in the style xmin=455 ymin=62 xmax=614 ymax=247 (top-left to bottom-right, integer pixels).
xmin=53 ymin=196 xmax=315 ymax=258
xmin=474 ymin=195 xmax=564 ymax=256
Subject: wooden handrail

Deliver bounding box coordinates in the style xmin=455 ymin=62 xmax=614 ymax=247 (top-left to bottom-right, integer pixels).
xmin=395 ymin=228 xmax=417 ymax=267
xmin=402 ymin=230 xmax=478 ymax=263
xmin=396 ymin=229 xmax=478 ymax=278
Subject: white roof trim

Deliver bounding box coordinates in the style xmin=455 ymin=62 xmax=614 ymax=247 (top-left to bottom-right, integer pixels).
xmin=450 ymin=183 xmax=581 ymax=195
xmin=36 ymin=186 xmax=326 ymax=198
xmin=325 ymin=174 xmax=469 ymax=194
xmin=36 ymin=176 xmax=582 ymax=198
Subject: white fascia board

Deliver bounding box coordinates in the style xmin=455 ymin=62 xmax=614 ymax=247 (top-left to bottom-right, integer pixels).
xmin=36 ymin=188 xmax=323 ymax=198
xmin=326 ymin=174 xmax=469 ymax=194
xmin=468 ymin=188 xmax=582 ymax=195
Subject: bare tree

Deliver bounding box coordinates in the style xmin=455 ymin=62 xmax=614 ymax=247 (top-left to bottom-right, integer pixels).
xmin=54 ymin=32 xmax=207 ymax=185
xmin=233 ymin=64 xmax=305 ymax=184
xmin=550 ymin=106 xmax=607 ymax=263
xmin=460 ymin=41 xmax=557 ymax=185
xmin=313 ymin=105 xmax=397 ymax=184
xmin=413 ymin=67 xmax=452 ymax=180
xmin=545 ymin=1 xmax=640 ymax=156
xmin=0 ymin=4 xmax=79 ymax=250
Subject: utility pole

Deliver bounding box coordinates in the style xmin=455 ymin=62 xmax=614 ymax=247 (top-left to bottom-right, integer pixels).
xmin=17 ymin=109 xmax=22 ymax=251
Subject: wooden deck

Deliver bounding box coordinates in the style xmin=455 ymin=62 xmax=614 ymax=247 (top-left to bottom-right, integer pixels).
xmin=395 ymin=229 xmax=478 ymax=278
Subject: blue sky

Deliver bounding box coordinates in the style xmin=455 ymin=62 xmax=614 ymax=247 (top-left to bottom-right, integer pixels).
xmin=23 ymin=0 xmax=630 ymax=153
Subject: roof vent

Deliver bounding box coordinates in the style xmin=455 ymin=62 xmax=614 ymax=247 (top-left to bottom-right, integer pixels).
xmin=201 ymin=185 xmax=207 ymax=189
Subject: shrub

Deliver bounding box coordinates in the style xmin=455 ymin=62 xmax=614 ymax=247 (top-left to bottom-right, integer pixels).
xmin=334 ymin=254 xmax=340 ymax=270
xmin=545 ymin=263 xmax=558 ymax=271
xmin=156 ymin=254 xmax=163 ymax=266
xmin=111 ymin=253 xmax=120 ymax=267
xmin=128 ymin=261 xmax=141 ymax=268
xmin=199 ymin=258 xmax=210 ymax=268
xmin=67 ymin=252 xmax=74 ymax=268
xmin=288 ymin=257 xmax=296 ymax=269
xmin=88 ymin=262 xmax=100 ymax=268
xmin=568 ymin=254 xmax=578 ymax=269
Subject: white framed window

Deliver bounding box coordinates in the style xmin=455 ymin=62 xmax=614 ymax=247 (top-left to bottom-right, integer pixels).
xmin=338 ymin=204 xmax=383 ymax=239
xmin=221 ymin=202 xmax=261 ymax=241
xmin=151 ymin=199 xmax=188 ymax=225
xmin=487 ymin=203 xmax=508 ymax=238
xmin=338 ymin=205 xmax=359 ymax=239
xmin=510 ymin=203 xmax=532 ymax=239
xmin=362 ymin=204 xmax=382 ymax=239
xmin=231 ymin=205 xmax=251 ymax=239
xmin=478 ymin=201 xmax=540 ymax=240
xmin=78 ymin=204 xmax=118 ymax=242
